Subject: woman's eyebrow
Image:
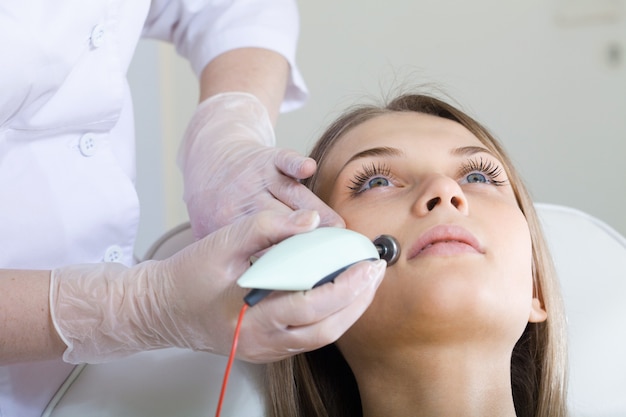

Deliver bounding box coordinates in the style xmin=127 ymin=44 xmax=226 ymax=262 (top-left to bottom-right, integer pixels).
xmin=340 ymin=146 xmax=404 ymax=171
xmin=451 ymin=145 xmax=495 ymax=158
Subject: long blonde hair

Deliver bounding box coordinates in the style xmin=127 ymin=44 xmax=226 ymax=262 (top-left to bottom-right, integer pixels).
xmin=266 ymin=93 xmax=568 ymax=417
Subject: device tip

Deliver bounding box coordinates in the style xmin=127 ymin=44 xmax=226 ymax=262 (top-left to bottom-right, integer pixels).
xmin=373 ymin=235 xmax=400 ymax=266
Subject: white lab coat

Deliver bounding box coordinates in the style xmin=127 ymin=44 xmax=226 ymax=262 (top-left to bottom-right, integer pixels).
xmin=0 ymin=1 xmax=306 ymax=416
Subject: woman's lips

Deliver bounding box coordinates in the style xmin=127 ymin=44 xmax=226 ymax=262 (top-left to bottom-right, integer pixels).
xmin=407 ymin=224 xmax=484 ymax=259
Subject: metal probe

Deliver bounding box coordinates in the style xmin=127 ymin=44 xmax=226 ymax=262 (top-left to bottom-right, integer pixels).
xmin=373 ymin=234 xmax=401 ymax=266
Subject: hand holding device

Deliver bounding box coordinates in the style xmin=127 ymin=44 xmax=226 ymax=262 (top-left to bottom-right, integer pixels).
xmin=49 ymin=210 xmax=387 ymax=364
xmin=178 ymin=92 xmax=344 ymax=238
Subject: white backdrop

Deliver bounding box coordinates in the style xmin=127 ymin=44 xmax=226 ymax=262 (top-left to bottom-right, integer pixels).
xmin=129 ymin=0 xmax=626 ymax=258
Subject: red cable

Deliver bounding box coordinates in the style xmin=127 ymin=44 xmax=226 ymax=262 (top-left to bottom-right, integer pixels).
xmin=214 ymin=303 xmax=249 ymax=417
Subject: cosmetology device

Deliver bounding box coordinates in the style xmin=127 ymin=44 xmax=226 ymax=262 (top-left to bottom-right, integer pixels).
xmin=216 ymin=228 xmax=400 ymax=417
xmin=237 ymin=227 xmax=400 ymax=306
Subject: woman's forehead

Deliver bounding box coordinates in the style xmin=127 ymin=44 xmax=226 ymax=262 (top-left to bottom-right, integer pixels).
xmin=329 ymin=112 xmax=485 ymax=164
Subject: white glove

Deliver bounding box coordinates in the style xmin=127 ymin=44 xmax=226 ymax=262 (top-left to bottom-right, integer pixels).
xmin=178 ymin=92 xmax=344 ymax=239
xmin=50 ymin=210 xmax=386 ymax=364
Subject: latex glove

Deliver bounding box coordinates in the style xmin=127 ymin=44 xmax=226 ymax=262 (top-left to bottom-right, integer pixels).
xmin=178 ymin=92 xmax=344 ymax=239
xmin=50 ymin=210 xmax=386 ymax=364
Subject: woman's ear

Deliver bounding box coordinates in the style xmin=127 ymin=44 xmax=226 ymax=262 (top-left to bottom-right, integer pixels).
xmin=528 ymin=297 xmax=547 ymax=323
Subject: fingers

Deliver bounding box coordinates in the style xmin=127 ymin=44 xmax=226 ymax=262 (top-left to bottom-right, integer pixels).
xmin=214 ymin=209 xmax=322 ymax=260
xmin=241 ymin=260 xmax=386 ymax=362
xmin=186 ymin=145 xmax=344 ymax=233
xmin=271 ymin=148 xmax=345 ymax=227
xmin=273 ymin=260 xmax=386 ymax=327
xmin=269 ymin=182 xmax=345 ymax=228
xmin=272 ymin=148 xmax=317 ymax=180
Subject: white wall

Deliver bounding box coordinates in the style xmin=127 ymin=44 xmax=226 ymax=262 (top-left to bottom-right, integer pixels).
xmin=129 ymin=0 xmax=626 ymax=257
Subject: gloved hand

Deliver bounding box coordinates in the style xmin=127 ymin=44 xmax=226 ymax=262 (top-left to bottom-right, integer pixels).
xmin=178 ymin=92 xmax=344 ymax=239
xmin=50 ymin=210 xmax=386 ymax=364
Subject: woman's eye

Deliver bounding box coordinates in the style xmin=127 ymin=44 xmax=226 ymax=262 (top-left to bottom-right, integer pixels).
xmin=348 ymin=162 xmax=395 ymax=195
xmin=352 ymin=176 xmax=392 ymax=194
xmin=367 ymin=177 xmax=390 ymax=189
xmin=458 ymin=157 xmax=508 ymax=187
xmin=465 ymin=172 xmax=488 ymax=184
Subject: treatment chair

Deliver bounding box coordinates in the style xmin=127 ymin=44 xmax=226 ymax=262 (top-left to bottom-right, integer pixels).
xmin=44 ymin=203 xmax=626 ymax=416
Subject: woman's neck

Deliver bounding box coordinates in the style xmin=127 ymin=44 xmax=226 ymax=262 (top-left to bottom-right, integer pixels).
xmin=348 ymin=343 xmax=518 ymax=417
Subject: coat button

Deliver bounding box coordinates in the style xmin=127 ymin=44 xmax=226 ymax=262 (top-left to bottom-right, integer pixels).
xmin=79 ymin=133 xmax=97 ymax=157
xmin=104 ymin=245 xmax=124 ymax=263
xmin=90 ymin=24 xmax=105 ymax=48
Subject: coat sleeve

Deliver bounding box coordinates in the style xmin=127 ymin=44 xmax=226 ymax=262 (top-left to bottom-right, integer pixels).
xmin=142 ymin=0 xmax=308 ymax=111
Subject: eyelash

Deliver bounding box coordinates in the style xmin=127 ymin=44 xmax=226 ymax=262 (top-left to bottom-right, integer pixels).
xmin=347 ymin=157 xmax=508 ymax=195
xmin=459 ymin=157 xmax=508 ymax=186
xmin=348 ymin=162 xmax=393 ymax=195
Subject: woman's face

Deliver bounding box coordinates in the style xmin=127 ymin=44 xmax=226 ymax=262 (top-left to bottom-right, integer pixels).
xmin=315 ymin=112 xmax=546 ymax=354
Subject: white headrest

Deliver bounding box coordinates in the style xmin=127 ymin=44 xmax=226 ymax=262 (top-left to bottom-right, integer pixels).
xmin=536 ymin=203 xmax=626 ymax=416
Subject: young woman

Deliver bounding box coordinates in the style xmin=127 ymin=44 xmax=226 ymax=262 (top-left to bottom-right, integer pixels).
xmin=265 ymin=93 xmax=568 ymax=417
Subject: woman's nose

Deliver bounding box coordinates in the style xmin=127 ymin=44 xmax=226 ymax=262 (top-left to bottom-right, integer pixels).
xmin=412 ymin=175 xmax=469 ymax=217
